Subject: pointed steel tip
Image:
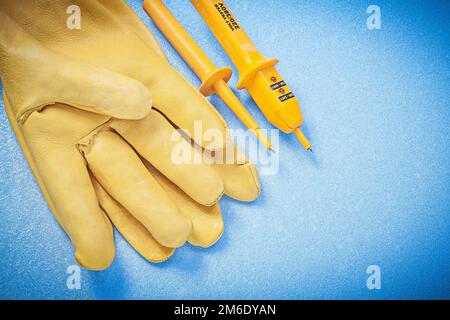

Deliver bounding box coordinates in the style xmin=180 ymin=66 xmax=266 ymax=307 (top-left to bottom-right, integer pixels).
xmin=269 ymin=147 xmax=276 ymax=154
xmin=307 ymin=148 xmax=313 ymax=153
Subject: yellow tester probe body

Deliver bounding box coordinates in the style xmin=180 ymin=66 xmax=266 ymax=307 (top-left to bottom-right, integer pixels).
xmin=143 ymin=0 xmax=272 ymax=150
xmin=191 ymin=0 xmax=312 ymax=151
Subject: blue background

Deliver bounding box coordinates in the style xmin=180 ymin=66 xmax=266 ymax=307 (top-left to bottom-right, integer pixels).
xmin=0 ymin=0 xmax=449 ymax=299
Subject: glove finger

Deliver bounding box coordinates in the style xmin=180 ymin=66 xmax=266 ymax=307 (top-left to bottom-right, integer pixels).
xmin=142 ymin=160 xmax=224 ymax=248
xmin=209 ymin=143 xmax=261 ymax=202
xmin=148 ymin=64 xmax=228 ymax=151
xmin=111 ymin=109 xmax=224 ymax=207
xmin=21 ymin=107 xmax=116 ymax=270
xmin=216 ymin=163 xmax=261 ymax=202
xmin=90 ymin=175 xmax=175 ymax=263
xmin=83 ymin=130 xmax=191 ymax=248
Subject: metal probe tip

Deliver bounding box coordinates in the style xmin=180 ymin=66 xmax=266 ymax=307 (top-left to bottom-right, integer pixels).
xmin=293 ymin=128 xmax=312 ymax=152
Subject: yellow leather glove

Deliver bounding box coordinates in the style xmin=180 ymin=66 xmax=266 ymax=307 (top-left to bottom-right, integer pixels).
xmin=0 ymin=0 xmax=260 ymax=270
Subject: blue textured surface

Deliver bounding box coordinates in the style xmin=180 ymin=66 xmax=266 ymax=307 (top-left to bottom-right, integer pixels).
xmin=0 ymin=0 xmax=449 ymax=299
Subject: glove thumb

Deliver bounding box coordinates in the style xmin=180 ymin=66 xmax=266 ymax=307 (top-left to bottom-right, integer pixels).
xmin=0 ymin=12 xmax=152 ymax=123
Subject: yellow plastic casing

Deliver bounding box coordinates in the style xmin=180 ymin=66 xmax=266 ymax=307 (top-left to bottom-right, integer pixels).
xmin=143 ymin=0 xmax=232 ymax=97
xmin=246 ymin=68 xmax=303 ymax=133
xmin=143 ymin=0 xmax=273 ymax=149
xmin=191 ymin=0 xmax=304 ymax=134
